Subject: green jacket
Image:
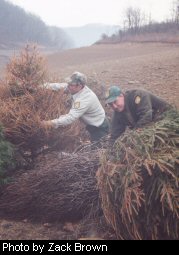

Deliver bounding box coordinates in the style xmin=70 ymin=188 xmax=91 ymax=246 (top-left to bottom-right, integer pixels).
xmin=111 ymin=89 xmax=170 ymax=139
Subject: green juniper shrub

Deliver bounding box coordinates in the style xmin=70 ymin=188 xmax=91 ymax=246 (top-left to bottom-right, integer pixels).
xmin=0 ymin=125 xmax=15 ymax=185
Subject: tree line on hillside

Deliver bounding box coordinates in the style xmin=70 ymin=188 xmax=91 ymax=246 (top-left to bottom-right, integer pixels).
xmin=99 ymin=0 xmax=179 ymax=43
xmin=0 ymin=0 xmax=73 ymax=49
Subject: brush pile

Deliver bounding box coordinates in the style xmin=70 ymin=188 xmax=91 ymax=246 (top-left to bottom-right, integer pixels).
xmin=97 ymin=110 xmax=179 ymax=240
xmin=0 ymin=45 xmax=80 ymax=155
xmin=0 ymin=150 xmax=101 ymax=222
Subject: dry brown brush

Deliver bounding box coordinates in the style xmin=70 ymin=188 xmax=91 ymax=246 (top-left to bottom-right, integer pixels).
xmin=97 ymin=110 xmax=179 ymax=240
xmin=0 ymin=45 xmax=80 ymax=155
xmin=5 ymin=44 xmax=47 ymax=96
xmin=0 ymin=89 xmax=79 ymax=153
xmin=0 ymin=151 xmax=101 ymax=222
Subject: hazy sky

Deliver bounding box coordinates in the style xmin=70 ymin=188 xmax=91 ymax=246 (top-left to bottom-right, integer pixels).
xmin=9 ymin=0 xmax=174 ymax=27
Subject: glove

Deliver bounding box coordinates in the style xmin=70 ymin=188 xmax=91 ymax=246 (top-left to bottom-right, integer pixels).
xmin=41 ymin=120 xmax=54 ymax=129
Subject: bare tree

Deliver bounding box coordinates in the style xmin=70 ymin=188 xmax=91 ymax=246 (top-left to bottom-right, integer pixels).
xmin=124 ymin=7 xmax=144 ymax=34
xmin=171 ymin=0 xmax=179 ymax=24
xmin=125 ymin=7 xmax=133 ymax=31
xmin=176 ymin=0 xmax=179 ymax=23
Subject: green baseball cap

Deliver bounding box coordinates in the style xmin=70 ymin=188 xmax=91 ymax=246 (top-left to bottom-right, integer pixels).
xmin=105 ymin=86 xmax=121 ymax=104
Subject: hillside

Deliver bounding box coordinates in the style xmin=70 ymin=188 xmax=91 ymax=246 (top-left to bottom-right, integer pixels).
xmin=0 ymin=0 xmax=72 ymax=49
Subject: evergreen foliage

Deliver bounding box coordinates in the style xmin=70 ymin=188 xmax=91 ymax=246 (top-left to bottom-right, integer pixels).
xmin=0 ymin=125 xmax=14 ymax=185
xmin=98 ymin=109 xmax=179 ymax=240
xmin=0 ymin=45 xmax=80 ymax=156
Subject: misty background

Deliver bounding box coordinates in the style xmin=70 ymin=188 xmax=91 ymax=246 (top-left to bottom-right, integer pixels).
xmin=0 ymin=0 xmax=178 ymax=50
xmin=0 ymin=0 xmax=120 ymax=49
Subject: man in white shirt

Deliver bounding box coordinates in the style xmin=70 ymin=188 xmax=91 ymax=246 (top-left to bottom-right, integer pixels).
xmin=41 ymin=71 xmax=109 ymax=142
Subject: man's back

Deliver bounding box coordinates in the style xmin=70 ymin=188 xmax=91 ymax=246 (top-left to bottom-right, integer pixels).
xmin=111 ymin=89 xmax=170 ymax=139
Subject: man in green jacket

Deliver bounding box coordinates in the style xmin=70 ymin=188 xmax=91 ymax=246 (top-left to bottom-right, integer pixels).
xmin=105 ymin=86 xmax=170 ymax=140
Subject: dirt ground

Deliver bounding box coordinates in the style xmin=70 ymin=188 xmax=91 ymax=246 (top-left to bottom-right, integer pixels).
xmin=0 ymin=42 xmax=179 ymax=240
xmin=47 ymin=43 xmax=179 ymax=108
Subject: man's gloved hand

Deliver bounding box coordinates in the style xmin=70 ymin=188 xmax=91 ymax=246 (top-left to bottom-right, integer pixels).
xmin=41 ymin=120 xmax=54 ymax=129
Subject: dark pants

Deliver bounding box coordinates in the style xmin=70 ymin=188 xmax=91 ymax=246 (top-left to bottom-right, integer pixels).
xmin=86 ymin=118 xmax=110 ymax=142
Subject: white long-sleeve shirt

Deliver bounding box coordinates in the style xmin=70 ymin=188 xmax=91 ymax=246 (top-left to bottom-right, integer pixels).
xmin=42 ymin=82 xmax=68 ymax=91
xmin=51 ymin=86 xmax=105 ymax=128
